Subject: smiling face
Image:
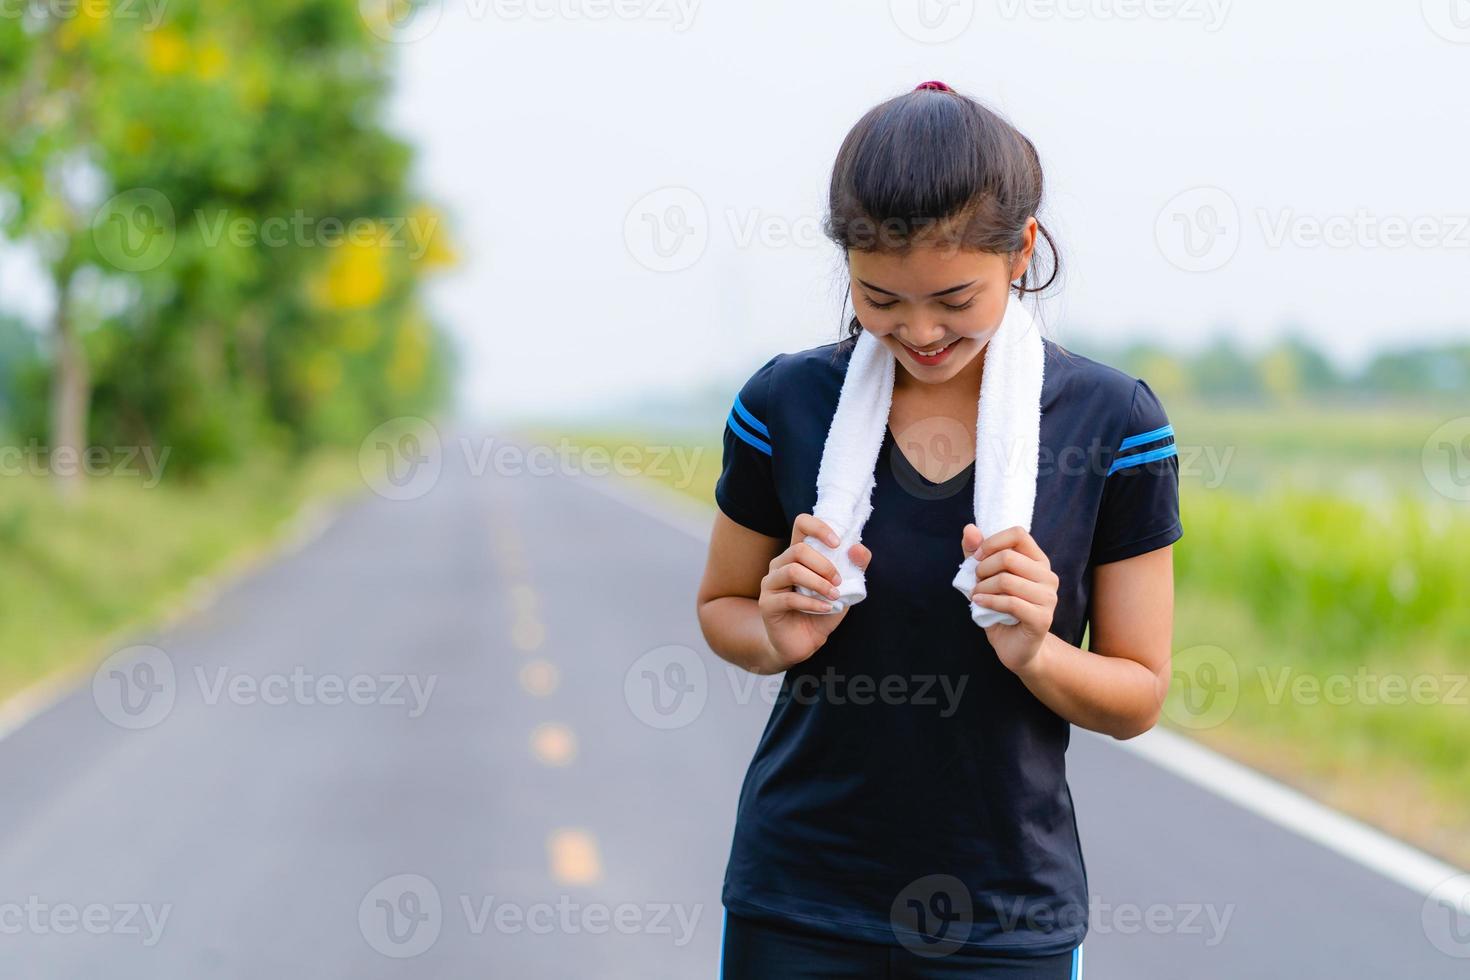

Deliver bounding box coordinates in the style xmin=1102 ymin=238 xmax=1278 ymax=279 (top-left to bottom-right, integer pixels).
xmin=848 ymin=221 xmax=1036 ymax=386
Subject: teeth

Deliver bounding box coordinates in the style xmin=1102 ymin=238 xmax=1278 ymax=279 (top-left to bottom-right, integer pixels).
xmin=911 ymin=342 xmax=953 ymax=358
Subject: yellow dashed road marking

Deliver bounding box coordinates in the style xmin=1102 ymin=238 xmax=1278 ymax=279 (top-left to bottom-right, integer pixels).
xmin=511 ymin=617 xmax=546 ymax=652
xmin=519 ymin=660 xmax=560 ymax=697
xmin=548 ymin=829 xmax=603 ymax=886
xmin=530 ymin=723 xmax=578 ymax=767
xmin=510 ymin=584 xmax=538 ymax=615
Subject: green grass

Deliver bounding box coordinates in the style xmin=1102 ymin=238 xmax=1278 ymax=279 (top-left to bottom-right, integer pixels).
xmin=1167 ymin=399 xmax=1450 ymax=496
xmin=564 ymin=403 xmax=1470 ymax=867
xmin=0 ymin=452 xmax=360 ymax=700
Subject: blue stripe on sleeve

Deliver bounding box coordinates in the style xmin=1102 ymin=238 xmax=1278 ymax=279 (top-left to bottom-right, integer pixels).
xmin=732 ymin=394 xmax=769 ymax=438
xmin=1119 ymin=423 xmax=1173 ymax=451
xmin=727 ymin=411 xmax=772 ymax=456
xmin=1107 ymin=443 xmax=1177 ymax=476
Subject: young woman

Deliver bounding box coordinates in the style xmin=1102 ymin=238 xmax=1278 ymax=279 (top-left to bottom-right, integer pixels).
xmin=696 ymin=83 xmax=1182 ymax=978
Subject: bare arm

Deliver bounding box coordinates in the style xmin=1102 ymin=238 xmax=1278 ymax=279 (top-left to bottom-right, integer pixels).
xmin=695 ymin=513 xmax=786 ymax=674
xmin=1012 ymin=548 xmax=1174 ymax=739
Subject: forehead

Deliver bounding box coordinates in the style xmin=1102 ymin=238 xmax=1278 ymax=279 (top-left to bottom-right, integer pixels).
xmin=848 ymin=246 xmax=1008 ymax=294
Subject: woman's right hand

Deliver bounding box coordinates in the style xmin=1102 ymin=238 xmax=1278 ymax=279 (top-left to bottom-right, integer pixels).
xmin=758 ymin=513 xmax=871 ymax=671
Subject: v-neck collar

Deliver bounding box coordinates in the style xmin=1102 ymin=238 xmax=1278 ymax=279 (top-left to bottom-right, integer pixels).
xmin=883 ymin=426 xmax=975 ymax=494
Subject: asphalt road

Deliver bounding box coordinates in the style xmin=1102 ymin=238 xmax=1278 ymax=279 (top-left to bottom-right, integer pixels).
xmin=0 ymin=441 xmax=1465 ymax=978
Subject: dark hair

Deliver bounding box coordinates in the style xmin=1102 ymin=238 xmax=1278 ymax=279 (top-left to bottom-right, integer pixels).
xmin=824 ymin=84 xmax=1061 ymax=343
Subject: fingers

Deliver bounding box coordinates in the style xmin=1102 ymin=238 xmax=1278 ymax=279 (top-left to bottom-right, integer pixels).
xmin=763 ymin=588 xmax=836 ymax=616
xmin=964 ymin=526 xmax=1057 ymax=629
xmin=970 ymin=585 xmax=1053 ymax=632
xmin=772 ymin=541 xmax=841 ymax=584
xmin=848 ymin=542 xmax=872 ymax=572
xmin=791 ymin=513 xmax=838 ymax=549
xmin=979 ymin=525 xmax=1048 ymax=565
xmin=970 ymin=591 xmax=1031 ymax=623
xmin=970 ymin=569 xmax=1055 ymax=608
xmin=960 ymin=523 xmax=983 ymax=561
xmin=972 ymin=546 xmax=1060 ymax=593
xmin=766 ymin=559 xmax=842 ymax=600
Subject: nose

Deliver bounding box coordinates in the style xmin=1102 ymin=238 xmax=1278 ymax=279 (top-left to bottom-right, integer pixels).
xmin=898 ymin=316 xmax=947 ymax=348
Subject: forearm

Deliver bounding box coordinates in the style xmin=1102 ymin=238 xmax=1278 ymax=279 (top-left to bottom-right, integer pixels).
xmin=697 ymin=596 xmax=782 ymax=675
xmin=1012 ymin=633 xmax=1167 ymax=739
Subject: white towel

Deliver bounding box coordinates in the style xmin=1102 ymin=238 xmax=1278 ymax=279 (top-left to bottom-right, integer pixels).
xmin=796 ymin=292 xmax=1046 ymax=628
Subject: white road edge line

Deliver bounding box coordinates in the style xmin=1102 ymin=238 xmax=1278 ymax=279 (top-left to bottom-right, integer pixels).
xmin=571 ymin=471 xmax=1470 ymax=905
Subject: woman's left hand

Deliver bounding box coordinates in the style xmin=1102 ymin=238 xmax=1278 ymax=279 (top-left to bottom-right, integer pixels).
xmin=961 ymin=524 xmax=1059 ymax=675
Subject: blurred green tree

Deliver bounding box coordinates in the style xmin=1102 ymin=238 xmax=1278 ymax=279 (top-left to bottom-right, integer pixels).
xmin=0 ymin=0 xmax=451 ymax=490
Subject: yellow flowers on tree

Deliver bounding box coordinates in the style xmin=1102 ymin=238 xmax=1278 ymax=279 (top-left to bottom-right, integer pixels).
xmin=0 ymin=0 xmax=453 ymax=490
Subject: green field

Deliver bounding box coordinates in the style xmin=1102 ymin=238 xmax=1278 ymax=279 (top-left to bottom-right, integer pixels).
xmin=0 ymin=453 xmax=360 ymax=701
xmin=565 ymin=402 xmax=1470 ymax=868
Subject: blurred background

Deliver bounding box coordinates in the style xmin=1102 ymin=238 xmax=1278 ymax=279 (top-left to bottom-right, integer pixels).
xmin=0 ymin=1 xmax=1467 ymax=977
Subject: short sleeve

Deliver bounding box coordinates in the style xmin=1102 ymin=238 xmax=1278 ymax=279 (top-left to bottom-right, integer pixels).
xmin=1090 ymin=378 xmax=1184 ymax=566
xmin=713 ymin=355 xmax=788 ymax=538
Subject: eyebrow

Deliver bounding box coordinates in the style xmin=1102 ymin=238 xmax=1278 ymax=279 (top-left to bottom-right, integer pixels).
xmin=855 ymin=278 xmax=980 ymax=299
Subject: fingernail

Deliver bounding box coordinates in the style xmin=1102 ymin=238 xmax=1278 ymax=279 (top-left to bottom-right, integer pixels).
xmin=828 ymin=587 xmax=840 ymax=599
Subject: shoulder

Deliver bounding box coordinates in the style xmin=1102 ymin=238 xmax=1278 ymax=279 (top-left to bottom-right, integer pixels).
xmin=1042 ymin=339 xmax=1140 ymax=408
xmin=730 ymin=339 xmax=851 ymax=429
xmin=764 ymin=340 xmax=852 ymax=392
xmin=1041 ymin=339 xmax=1174 ymax=451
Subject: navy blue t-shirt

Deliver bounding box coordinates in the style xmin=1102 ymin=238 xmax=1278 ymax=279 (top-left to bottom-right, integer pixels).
xmin=714 ymin=337 xmax=1183 ymax=956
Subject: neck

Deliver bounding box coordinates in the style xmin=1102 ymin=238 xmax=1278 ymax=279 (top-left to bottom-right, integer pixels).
xmin=895 ymin=344 xmax=986 ymax=400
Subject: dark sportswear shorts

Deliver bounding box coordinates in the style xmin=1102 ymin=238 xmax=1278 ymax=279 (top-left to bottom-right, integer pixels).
xmin=720 ymin=911 xmax=1083 ymax=979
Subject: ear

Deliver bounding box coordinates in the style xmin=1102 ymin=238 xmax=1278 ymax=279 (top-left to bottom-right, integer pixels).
xmin=1010 ymin=217 xmax=1039 ymax=282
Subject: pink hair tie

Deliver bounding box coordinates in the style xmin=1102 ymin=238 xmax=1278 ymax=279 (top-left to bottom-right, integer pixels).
xmin=915 ymin=80 xmax=954 ymax=92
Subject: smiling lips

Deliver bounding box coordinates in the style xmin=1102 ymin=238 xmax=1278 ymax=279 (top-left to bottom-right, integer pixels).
xmin=902 ymin=338 xmax=958 ymax=366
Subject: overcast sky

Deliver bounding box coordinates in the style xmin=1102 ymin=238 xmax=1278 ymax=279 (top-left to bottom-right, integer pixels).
xmin=383 ymin=0 xmax=1468 ymax=421
xmin=3 ymin=3 xmax=1464 ymax=422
